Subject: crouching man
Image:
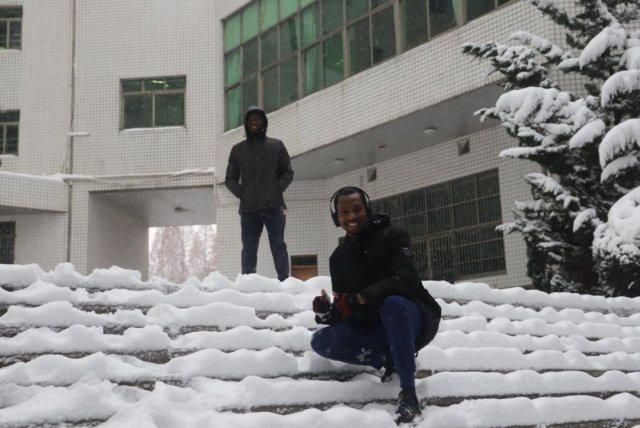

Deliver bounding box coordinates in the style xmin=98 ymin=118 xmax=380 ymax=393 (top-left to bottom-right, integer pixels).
xmin=310 ymin=186 xmax=441 ymax=424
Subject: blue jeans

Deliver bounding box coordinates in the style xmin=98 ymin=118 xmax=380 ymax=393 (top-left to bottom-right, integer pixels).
xmin=240 ymin=207 xmax=289 ymax=281
xmin=311 ymin=295 xmax=423 ymax=391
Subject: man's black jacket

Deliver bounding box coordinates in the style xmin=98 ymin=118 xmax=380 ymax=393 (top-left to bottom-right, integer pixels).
xmin=225 ymin=135 xmax=293 ymax=213
xmin=320 ymin=214 xmax=441 ymax=350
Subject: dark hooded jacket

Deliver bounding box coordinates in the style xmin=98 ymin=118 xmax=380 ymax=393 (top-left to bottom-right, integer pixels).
xmin=225 ymin=107 xmax=294 ymax=213
xmin=320 ymin=214 xmax=441 ymax=350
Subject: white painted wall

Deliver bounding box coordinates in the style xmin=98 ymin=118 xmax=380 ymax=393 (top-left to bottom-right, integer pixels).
xmin=87 ymin=192 xmax=148 ymax=273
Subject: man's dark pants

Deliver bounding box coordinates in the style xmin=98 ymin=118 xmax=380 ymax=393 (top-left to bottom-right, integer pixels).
xmin=241 ymin=207 xmax=289 ymax=281
xmin=310 ymin=295 xmax=439 ymax=391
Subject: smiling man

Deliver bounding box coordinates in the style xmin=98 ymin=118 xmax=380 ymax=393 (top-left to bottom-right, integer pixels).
xmin=310 ymin=186 xmax=442 ymax=424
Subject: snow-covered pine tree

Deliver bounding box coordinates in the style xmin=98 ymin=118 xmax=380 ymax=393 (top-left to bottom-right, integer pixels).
xmin=591 ymin=27 xmax=640 ymax=297
xmin=462 ymin=0 xmax=639 ymax=296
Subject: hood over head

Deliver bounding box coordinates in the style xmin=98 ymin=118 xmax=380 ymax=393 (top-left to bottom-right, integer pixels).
xmin=244 ymin=106 xmax=268 ymax=136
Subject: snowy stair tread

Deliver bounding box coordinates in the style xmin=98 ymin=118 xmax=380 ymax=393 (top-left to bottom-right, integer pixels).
xmin=0 ymin=268 xmax=640 ymax=427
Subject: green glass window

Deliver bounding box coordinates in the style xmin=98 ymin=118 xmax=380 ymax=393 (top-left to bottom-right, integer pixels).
xmin=402 ymin=0 xmax=428 ymax=49
xmin=123 ymin=95 xmax=153 ymax=128
xmin=224 ymin=14 xmax=241 ymax=52
xmin=349 ymin=18 xmax=370 ymax=75
xmin=280 ymin=0 xmax=298 ymax=18
xmin=261 ymin=28 xmax=279 ymax=67
xmin=243 ymin=38 xmax=259 ymax=76
xmin=121 ymin=76 xmax=186 ymax=129
xmin=372 ymin=0 xmax=390 ymax=8
xmin=429 ymin=0 xmax=459 ymax=37
xmin=262 ymin=66 xmax=280 ymax=112
xmin=242 ymin=2 xmax=259 ymax=41
xmin=372 ymin=7 xmax=395 ymax=64
xmin=323 ymin=32 xmax=343 ymax=86
xmin=280 ymin=56 xmax=299 ymax=104
xmin=280 ymin=18 xmax=298 ymax=56
xmin=165 ymin=77 xmax=186 ymax=90
xmin=301 ymin=3 xmax=320 ymax=46
xmin=303 ymin=44 xmax=321 ymax=95
xmin=242 ymin=75 xmax=258 ymax=112
xmin=225 ymin=49 xmax=241 ymax=87
xmin=223 ymin=0 xmax=514 ymax=129
xmin=0 ymin=111 xmax=19 ymax=155
xmin=121 ymin=80 xmax=142 ymax=93
xmin=260 ymin=0 xmax=278 ymax=30
xmin=226 ymin=86 xmax=242 ymax=129
xmin=346 ymin=0 xmax=368 ymax=21
xmin=5 ymin=125 xmax=18 ymax=154
xmin=0 ymin=7 xmax=21 ymax=50
xmin=322 ymin=0 xmax=343 ymax=35
xmin=155 ymin=93 xmax=185 ymax=127
xmin=466 ymin=0 xmax=495 ymax=21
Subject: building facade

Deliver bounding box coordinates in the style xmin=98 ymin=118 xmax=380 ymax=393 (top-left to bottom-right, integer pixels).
xmin=0 ymin=0 xmax=566 ymax=288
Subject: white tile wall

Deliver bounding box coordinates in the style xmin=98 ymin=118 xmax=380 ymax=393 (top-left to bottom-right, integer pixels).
xmin=0 ymin=213 xmax=67 ymax=271
xmin=1 ymin=0 xmax=573 ymax=287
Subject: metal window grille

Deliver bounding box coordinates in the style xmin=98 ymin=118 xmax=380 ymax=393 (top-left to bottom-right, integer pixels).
xmin=0 ymin=222 xmax=16 ymax=264
xmin=371 ymin=169 xmax=505 ymax=281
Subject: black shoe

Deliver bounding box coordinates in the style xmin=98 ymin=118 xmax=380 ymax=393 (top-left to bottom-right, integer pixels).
xmin=395 ymin=390 xmax=422 ymax=424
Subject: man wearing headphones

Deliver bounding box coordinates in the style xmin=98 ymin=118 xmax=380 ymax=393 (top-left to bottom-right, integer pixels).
xmin=310 ymin=186 xmax=441 ymax=424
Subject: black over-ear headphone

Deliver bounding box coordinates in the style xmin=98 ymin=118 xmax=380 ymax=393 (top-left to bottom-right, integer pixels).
xmin=329 ymin=186 xmax=372 ymax=227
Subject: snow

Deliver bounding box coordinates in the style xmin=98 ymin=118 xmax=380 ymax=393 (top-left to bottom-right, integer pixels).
xmin=622 ymin=46 xmax=640 ymax=70
xmin=579 ymin=24 xmax=626 ymax=68
xmin=569 ymin=118 xmax=606 ymax=149
xmin=593 ymin=186 xmax=640 ymax=260
xmin=1 ymin=264 xmax=640 ymax=427
xmin=601 ymin=70 xmax=640 ymax=107
xmin=598 ymin=118 xmax=640 ymax=180
xmin=509 ymin=31 xmax=565 ymax=61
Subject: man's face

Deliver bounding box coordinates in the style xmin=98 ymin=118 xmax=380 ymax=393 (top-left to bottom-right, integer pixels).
xmin=247 ymin=113 xmax=264 ymax=135
xmin=336 ymin=192 xmax=368 ymax=236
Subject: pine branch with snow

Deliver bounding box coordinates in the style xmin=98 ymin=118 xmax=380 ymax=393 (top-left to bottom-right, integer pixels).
xmin=463 ymin=0 xmax=640 ymax=296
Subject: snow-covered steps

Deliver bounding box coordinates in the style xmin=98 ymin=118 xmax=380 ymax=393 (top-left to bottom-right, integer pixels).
xmin=0 ymin=264 xmax=640 ymax=428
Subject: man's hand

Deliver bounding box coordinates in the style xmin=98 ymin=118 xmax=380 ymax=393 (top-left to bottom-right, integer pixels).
xmin=312 ymin=289 xmax=331 ymax=314
xmin=334 ymin=292 xmax=366 ymax=319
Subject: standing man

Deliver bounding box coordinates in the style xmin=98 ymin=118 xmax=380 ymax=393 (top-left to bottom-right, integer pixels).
xmin=225 ymin=106 xmax=294 ymax=281
xmin=310 ymin=186 xmax=441 ymax=424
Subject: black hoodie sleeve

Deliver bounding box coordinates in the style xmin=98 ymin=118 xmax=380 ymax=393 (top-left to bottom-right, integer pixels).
xmin=277 ymin=141 xmax=294 ymax=194
xmin=225 ymin=146 xmax=242 ymax=199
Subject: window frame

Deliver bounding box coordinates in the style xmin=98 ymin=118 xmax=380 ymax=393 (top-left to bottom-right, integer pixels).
xmin=0 ymin=110 xmax=19 ymax=155
xmin=222 ymin=0 xmax=517 ymax=130
xmin=0 ymin=7 xmax=22 ymax=50
xmin=120 ymin=76 xmax=187 ymax=130
xmin=370 ymin=169 xmax=506 ymax=281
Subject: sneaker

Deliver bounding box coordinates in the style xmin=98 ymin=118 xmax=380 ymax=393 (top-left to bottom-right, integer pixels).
xmin=395 ymin=390 xmax=422 ymax=424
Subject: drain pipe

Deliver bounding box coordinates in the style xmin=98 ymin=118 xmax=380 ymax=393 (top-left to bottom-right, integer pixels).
xmin=66 ymin=0 xmax=79 ymax=263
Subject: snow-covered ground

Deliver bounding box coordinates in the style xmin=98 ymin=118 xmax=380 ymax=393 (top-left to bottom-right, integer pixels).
xmin=0 ymin=263 xmax=639 ymax=427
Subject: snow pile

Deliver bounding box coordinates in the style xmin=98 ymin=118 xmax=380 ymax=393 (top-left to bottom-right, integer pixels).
xmin=0 ymin=264 xmax=639 ymax=427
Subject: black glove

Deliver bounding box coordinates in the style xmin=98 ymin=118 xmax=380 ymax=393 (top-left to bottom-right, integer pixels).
xmin=336 ymin=293 xmax=361 ymax=319
xmin=312 ymin=295 xmax=331 ymax=315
